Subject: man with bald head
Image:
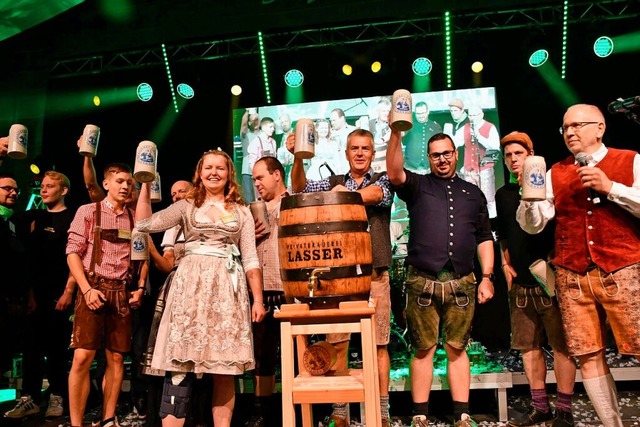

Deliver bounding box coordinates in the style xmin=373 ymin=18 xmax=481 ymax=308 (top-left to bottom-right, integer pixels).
xmin=518 ymin=104 xmax=640 ymax=427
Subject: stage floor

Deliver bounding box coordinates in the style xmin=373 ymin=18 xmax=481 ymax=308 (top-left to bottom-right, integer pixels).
xmin=1 ymin=347 xmax=639 ymax=427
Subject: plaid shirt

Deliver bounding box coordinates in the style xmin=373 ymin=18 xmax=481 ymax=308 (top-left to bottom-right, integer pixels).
xmin=300 ymin=168 xmax=393 ymax=208
xmin=66 ymin=199 xmax=133 ymax=280
xmin=256 ymin=198 xmax=284 ymax=292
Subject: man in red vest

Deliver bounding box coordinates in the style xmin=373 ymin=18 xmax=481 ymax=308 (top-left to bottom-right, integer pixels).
xmin=517 ymin=104 xmax=640 ymax=427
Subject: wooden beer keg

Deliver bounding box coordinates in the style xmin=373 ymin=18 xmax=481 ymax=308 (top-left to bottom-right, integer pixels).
xmin=278 ymin=191 xmax=372 ymax=309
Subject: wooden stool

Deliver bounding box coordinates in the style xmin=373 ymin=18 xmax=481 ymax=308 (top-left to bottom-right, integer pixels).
xmin=274 ymin=300 xmax=381 ymax=426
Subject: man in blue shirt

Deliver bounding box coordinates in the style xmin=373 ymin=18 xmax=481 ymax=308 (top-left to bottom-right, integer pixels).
xmin=387 ymin=130 xmax=494 ymax=427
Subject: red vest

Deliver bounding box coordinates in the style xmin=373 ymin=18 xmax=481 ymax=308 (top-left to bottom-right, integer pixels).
xmin=551 ymin=148 xmax=640 ymax=273
xmin=463 ymin=121 xmax=493 ymax=171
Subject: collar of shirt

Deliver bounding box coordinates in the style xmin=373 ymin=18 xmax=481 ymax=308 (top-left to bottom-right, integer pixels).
xmin=344 ymin=169 xmax=374 ymax=189
xmin=573 ymin=143 xmax=607 ymax=166
xmin=0 ymin=204 xmax=13 ymax=219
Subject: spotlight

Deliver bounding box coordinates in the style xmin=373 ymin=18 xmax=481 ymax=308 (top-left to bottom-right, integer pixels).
xmin=284 ymin=69 xmax=304 ymax=88
xmin=176 ymin=83 xmax=195 ymax=99
xmin=137 ymin=83 xmax=153 ymax=102
xmin=593 ymin=36 xmax=614 ymax=58
xmin=342 ymin=64 xmax=353 ymax=76
xmin=471 ymin=61 xmax=484 ymax=73
xmin=231 ymin=85 xmax=242 ymax=96
xmin=30 ymin=164 xmax=40 ymax=175
xmin=93 ymin=96 xmax=101 ymax=107
xmin=371 ymin=61 xmax=382 ymax=73
xmin=528 ymin=49 xmax=549 ymax=67
xmin=412 ymin=57 xmax=432 ymax=76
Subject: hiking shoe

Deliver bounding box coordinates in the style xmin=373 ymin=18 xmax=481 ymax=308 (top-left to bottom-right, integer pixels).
xmin=45 ymin=394 xmax=64 ymax=418
xmin=551 ymin=411 xmax=574 ymax=427
xmin=411 ymin=414 xmax=428 ymax=427
xmin=4 ymin=395 xmax=40 ymax=418
xmin=454 ymin=413 xmax=479 ymax=427
xmin=508 ymin=407 xmax=554 ymax=426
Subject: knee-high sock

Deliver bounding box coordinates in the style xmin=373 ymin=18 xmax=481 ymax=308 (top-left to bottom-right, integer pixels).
xmin=582 ymin=373 xmax=623 ymax=427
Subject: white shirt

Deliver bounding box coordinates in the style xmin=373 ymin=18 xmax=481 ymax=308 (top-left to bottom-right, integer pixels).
xmin=516 ymin=144 xmax=640 ymax=234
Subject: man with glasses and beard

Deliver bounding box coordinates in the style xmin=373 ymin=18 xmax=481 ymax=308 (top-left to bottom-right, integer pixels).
xmin=386 ymin=131 xmax=494 ymax=427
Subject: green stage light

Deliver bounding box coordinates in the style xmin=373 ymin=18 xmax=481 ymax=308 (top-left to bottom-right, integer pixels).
xmin=176 ymin=83 xmax=195 ymax=99
xmin=412 ymin=57 xmax=432 ymax=76
xmin=137 ymin=83 xmax=153 ymax=102
xmin=284 ymin=69 xmax=304 ymax=88
xmin=594 ymin=36 xmax=614 ymax=57
xmin=528 ymin=49 xmax=549 ymax=67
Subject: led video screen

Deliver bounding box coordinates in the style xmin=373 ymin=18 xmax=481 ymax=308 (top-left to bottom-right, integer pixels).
xmin=232 ymin=86 xmax=504 ymax=217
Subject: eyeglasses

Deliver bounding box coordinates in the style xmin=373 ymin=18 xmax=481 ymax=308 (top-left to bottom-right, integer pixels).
xmin=428 ymin=150 xmax=455 ymax=161
xmin=559 ymin=121 xmax=599 ymax=135
xmin=0 ymin=186 xmax=20 ymax=196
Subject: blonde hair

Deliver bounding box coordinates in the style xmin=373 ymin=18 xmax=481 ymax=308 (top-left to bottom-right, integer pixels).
xmin=43 ymin=170 xmax=71 ymax=192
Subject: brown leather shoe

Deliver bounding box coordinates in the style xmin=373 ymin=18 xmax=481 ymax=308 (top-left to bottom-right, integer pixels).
xmin=508 ymin=407 xmax=554 ymax=426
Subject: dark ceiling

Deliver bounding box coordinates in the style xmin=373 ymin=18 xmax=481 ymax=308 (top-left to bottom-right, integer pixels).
xmin=2 ymin=0 xmax=554 ymax=70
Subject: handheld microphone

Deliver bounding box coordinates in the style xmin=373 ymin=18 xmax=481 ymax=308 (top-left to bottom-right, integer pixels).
xmin=322 ymin=162 xmax=336 ymax=176
xmin=575 ymin=153 xmax=601 ymax=204
xmin=608 ymin=96 xmax=640 ymax=114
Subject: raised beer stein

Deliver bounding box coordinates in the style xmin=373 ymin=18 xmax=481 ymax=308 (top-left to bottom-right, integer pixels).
xmin=521 ymin=155 xmax=546 ymax=201
xmin=390 ymin=89 xmax=413 ymax=132
xmin=294 ymin=118 xmax=315 ymax=159
xmin=79 ymin=124 xmax=100 ymax=157
xmin=8 ymin=124 xmax=28 ymax=159
xmin=133 ymin=140 xmax=158 ymax=183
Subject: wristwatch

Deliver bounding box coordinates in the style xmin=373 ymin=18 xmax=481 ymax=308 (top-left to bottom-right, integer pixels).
xmin=482 ymin=273 xmax=495 ymax=282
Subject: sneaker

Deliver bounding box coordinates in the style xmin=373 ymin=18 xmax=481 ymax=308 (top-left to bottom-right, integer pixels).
xmin=454 ymin=413 xmax=479 ymax=427
xmin=325 ymin=413 xmax=348 ymax=427
xmin=508 ymin=407 xmax=554 ymax=426
xmin=4 ymin=395 xmax=40 ymax=418
xmin=551 ymin=411 xmax=574 ymax=427
xmin=45 ymin=394 xmax=64 ymax=418
xmin=411 ymin=414 xmax=428 ymax=427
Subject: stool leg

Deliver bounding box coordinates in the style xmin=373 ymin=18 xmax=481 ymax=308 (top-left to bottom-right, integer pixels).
xmin=296 ymin=335 xmax=313 ymax=426
xmin=361 ymin=316 xmax=381 ymax=426
xmin=281 ymin=321 xmax=296 ymax=426
xmin=301 ymin=404 xmax=313 ymax=427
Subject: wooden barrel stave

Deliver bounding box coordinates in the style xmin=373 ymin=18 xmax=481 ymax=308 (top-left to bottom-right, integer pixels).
xmin=278 ymin=191 xmax=372 ymax=309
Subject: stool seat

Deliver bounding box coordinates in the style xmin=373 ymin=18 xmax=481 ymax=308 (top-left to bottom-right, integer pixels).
xmin=275 ymin=300 xmax=381 ymax=426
